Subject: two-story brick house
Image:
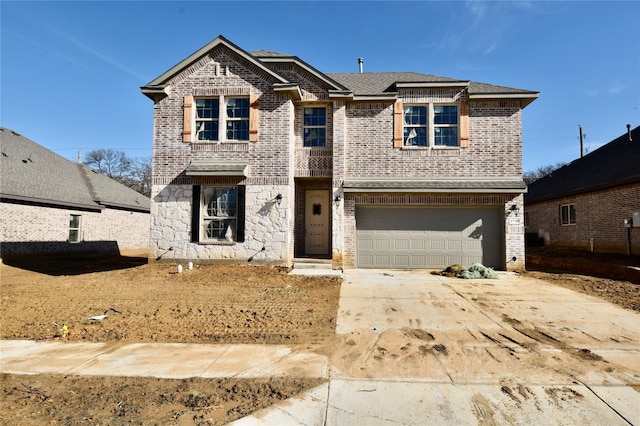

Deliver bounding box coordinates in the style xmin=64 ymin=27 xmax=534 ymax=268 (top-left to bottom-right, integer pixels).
xmin=141 ymin=36 xmax=537 ymax=270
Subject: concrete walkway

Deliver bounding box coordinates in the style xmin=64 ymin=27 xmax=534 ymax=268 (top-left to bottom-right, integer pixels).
xmin=0 ymin=341 xmax=328 ymax=379
xmin=2 ymin=270 xmax=639 ymax=425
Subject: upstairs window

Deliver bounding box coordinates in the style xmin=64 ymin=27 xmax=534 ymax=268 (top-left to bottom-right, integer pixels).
xmin=225 ymin=98 xmax=250 ymax=141
xmin=303 ymin=107 xmax=327 ymax=147
xmin=433 ymin=105 xmax=459 ymax=147
xmin=403 ymin=106 xmax=428 ymax=147
xmin=195 ymin=99 xmax=219 ymax=141
xmin=560 ymin=204 xmax=576 ymax=225
xmin=190 ymin=96 xmax=252 ymax=142
xmin=396 ymin=102 xmax=465 ymax=148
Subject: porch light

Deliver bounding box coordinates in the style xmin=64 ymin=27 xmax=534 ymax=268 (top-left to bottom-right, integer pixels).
xmin=275 ymin=193 xmax=283 ymax=206
xmin=509 ymin=204 xmax=520 ymax=216
xmin=334 ymin=195 xmax=342 ymax=206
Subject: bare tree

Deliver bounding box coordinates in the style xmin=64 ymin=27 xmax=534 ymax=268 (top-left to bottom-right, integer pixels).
xmin=523 ymin=162 xmax=566 ymax=185
xmin=128 ymin=157 xmax=152 ymax=197
xmin=84 ymin=149 xmax=131 ymax=180
xmin=84 ymin=149 xmax=151 ymax=197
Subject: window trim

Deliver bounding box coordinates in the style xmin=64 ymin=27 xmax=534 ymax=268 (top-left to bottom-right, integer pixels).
xmin=69 ymin=214 xmax=82 ymax=243
xmin=432 ymin=104 xmax=460 ymax=148
xmin=192 ymin=185 xmax=245 ymax=244
xmin=184 ymin=95 xmax=258 ymax=143
xmin=395 ymin=101 xmax=468 ymax=149
xmin=302 ymin=106 xmax=327 ymax=147
xmin=560 ymin=203 xmax=576 ymax=226
xmin=402 ymin=104 xmax=429 ymax=147
xmin=194 ymin=96 xmax=249 ymax=142
xmin=201 ymin=186 xmax=237 ymax=242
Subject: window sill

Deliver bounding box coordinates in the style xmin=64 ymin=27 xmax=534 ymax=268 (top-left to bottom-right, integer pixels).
xmin=194 ymin=140 xmax=249 ymax=144
xmin=198 ymin=241 xmax=237 ymax=246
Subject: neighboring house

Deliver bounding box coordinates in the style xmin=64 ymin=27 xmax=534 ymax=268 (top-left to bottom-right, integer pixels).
xmin=525 ymin=125 xmax=640 ymax=254
xmin=141 ymin=35 xmax=538 ymax=270
xmin=0 ymin=127 xmax=150 ymax=257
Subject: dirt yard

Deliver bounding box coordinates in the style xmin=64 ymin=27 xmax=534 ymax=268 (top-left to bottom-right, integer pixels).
xmin=1 ymin=250 xmax=639 ymax=425
xmin=1 ymin=254 xmax=340 ymax=425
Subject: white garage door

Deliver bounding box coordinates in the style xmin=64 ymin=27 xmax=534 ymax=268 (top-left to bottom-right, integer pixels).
xmin=356 ymin=207 xmax=502 ymax=269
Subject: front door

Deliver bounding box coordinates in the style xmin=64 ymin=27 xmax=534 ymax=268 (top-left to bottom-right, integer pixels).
xmin=304 ymin=190 xmax=330 ymax=256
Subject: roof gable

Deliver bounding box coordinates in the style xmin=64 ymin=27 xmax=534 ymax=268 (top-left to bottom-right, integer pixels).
xmin=0 ymin=127 xmax=150 ymax=212
xmin=141 ymin=35 xmax=290 ymax=99
xmin=526 ymin=126 xmax=640 ymax=203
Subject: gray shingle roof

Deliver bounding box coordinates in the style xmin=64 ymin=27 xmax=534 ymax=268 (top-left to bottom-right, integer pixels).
xmin=0 ymin=127 xmax=150 ymax=212
xmin=526 ymin=126 xmax=640 ymax=203
xmin=142 ymin=36 xmax=538 ymax=105
xmin=249 ymin=50 xmax=293 ymax=58
xmin=327 ymin=72 xmax=463 ymax=95
xmin=327 ymin=72 xmax=538 ymax=98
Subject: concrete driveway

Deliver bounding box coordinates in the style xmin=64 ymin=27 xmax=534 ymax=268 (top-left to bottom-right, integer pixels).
xmin=235 ymin=269 xmax=640 ymax=425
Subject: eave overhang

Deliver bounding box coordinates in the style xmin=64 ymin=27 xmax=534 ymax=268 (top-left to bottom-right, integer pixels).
xmin=0 ymin=193 xmax=104 ymax=212
xmin=469 ymin=92 xmax=539 ymax=108
xmin=273 ymin=83 xmax=303 ymax=101
xmin=96 ymin=200 xmax=150 ymax=213
xmin=395 ymin=81 xmax=470 ymax=89
xmin=352 ymin=95 xmax=398 ymax=101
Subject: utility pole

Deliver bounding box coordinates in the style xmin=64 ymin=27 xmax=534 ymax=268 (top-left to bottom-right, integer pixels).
xmin=579 ymin=125 xmax=584 ymax=158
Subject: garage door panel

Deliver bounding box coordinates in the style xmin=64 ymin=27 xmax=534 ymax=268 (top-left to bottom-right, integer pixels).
xmin=356 ymin=207 xmax=502 ymax=269
xmin=394 ymin=239 xmax=409 ymax=250
xmin=430 ymin=239 xmax=445 ymax=250
xmin=447 ymin=240 xmax=462 ymax=250
xmin=375 ymin=240 xmax=390 ymax=250
xmin=410 ymin=240 xmax=426 ymax=250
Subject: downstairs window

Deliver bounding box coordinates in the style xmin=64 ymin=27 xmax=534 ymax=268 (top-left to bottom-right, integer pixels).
xmin=192 ymin=185 xmax=245 ymax=243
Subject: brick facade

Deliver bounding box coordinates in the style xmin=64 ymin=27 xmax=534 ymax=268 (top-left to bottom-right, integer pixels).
xmin=0 ymin=201 xmax=150 ymax=256
xmin=144 ymin=37 xmax=534 ymax=271
xmin=526 ymin=183 xmax=640 ymax=254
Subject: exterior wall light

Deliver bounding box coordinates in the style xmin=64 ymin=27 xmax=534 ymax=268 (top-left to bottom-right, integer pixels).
xmin=334 ymin=195 xmax=342 ymax=206
xmin=275 ymin=193 xmax=283 ymax=206
xmin=509 ymin=204 xmax=520 ymax=216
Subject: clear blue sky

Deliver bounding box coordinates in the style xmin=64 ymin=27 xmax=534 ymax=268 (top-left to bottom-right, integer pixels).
xmin=2 ymin=1 xmax=638 ymax=172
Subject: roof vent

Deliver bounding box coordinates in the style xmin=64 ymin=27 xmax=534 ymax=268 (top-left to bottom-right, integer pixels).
xmin=358 ymin=57 xmax=364 ymax=73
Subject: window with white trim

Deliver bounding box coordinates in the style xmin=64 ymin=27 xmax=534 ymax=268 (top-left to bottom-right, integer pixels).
xmin=402 ymin=104 xmax=459 ymax=147
xmin=195 ymin=97 xmax=249 ymax=141
xmin=202 ymin=186 xmax=237 ymax=241
xmin=69 ymin=214 xmax=81 ymax=243
xmin=403 ymin=105 xmax=428 ymax=146
xmin=560 ymin=204 xmax=576 ymax=225
xmin=303 ymin=107 xmax=327 ymax=147
xmin=433 ymin=105 xmax=459 ymax=147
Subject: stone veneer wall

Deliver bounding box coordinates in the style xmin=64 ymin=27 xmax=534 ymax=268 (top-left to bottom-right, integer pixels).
xmin=151 ymin=183 xmax=290 ymax=264
xmin=0 ymin=201 xmax=149 ymax=256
